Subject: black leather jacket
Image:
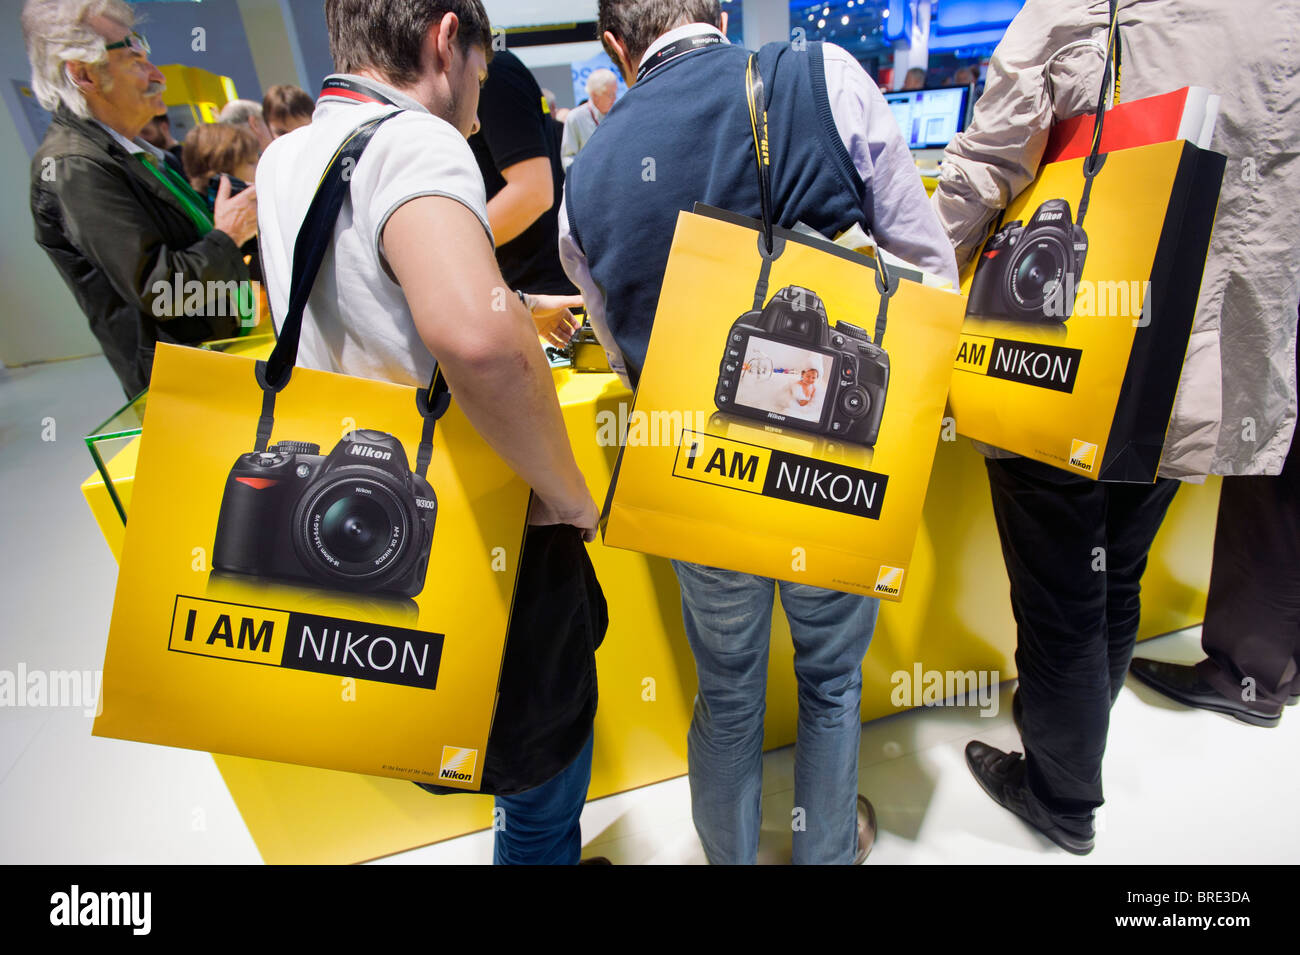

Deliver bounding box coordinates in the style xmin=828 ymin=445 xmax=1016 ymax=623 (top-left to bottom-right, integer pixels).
xmin=30 ymin=108 xmax=244 ymax=397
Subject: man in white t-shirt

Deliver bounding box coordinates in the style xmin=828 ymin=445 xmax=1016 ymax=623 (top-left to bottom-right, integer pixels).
xmin=256 ymin=0 xmax=604 ymax=866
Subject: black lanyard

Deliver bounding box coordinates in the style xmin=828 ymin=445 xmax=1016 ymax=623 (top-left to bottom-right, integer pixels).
xmin=635 ymin=31 xmax=725 ymax=84
xmin=319 ymin=76 xmax=400 ymax=107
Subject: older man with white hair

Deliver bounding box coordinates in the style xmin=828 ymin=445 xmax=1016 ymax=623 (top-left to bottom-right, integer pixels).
xmin=560 ymin=67 xmax=618 ymax=169
xmin=24 ymin=0 xmax=258 ymax=397
xmin=218 ymin=98 xmax=274 ymax=152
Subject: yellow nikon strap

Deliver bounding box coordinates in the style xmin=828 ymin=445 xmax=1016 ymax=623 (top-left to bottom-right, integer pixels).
xmin=745 ymin=54 xmax=774 ymax=257
xmin=744 ymin=51 xmax=896 ymax=344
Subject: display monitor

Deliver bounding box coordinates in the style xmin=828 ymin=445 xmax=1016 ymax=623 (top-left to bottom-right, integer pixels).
xmin=883 ymin=85 xmax=973 ymax=150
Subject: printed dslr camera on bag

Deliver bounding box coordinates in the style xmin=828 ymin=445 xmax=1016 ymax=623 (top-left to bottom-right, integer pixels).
xmin=967 ymin=198 xmax=1089 ymax=324
xmin=213 ymin=429 xmax=437 ymax=598
xmin=715 ymin=285 xmax=889 ymax=447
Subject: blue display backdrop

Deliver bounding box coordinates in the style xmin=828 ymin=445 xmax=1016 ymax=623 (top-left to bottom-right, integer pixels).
xmin=129 ymin=0 xmax=262 ymax=100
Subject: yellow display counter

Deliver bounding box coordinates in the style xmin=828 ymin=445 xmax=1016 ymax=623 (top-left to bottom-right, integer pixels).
xmin=82 ymin=361 xmax=1218 ymax=863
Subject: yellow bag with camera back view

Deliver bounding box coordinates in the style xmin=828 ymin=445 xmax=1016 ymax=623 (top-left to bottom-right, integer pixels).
xmin=92 ymin=115 xmax=531 ymax=789
xmin=598 ymin=54 xmax=966 ymax=601
xmin=599 ymin=204 xmax=965 ymax=601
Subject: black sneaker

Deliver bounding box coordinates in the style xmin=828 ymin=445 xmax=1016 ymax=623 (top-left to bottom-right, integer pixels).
xmin=964 ymin=741 xmax=1095 ymax=855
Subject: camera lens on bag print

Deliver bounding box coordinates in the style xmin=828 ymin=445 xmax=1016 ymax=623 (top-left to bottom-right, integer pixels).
xmin=966 ymin=198 xmax=1089 ymax=324
xmin=212 ymin=429 xmax=437 ymax=598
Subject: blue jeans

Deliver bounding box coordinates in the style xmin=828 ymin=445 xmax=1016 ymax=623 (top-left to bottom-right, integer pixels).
xmin=493 ymin=733 xmax=593 ymax=865
xmin=672 ymin=561 xmax=880 ymax=864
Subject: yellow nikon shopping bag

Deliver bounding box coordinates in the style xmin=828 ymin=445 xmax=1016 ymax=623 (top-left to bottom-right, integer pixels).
xmin=599 ymin=55 xmax=965 ymax=601
xmin=92 ymin=115 xmax=530 ymax=789
xmin=949 ymin=8 xmax=1226 ymax=482
xmin=601 ymin=197 xmax=964 ymax=601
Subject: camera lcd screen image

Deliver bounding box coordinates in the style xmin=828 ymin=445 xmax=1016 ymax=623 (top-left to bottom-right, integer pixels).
xmin=716 ymin=286 xmax=890 ymax=447
xmin=734 ymin=338 xmax=834 ymax=424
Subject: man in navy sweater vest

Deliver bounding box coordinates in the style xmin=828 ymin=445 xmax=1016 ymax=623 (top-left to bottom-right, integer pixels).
xmin=561 ymin=0 xmax=957 ymax=864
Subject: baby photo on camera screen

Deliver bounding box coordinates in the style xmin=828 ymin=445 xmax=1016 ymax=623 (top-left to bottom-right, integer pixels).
xmin=734 ymin=338 xmax=834 ymax=423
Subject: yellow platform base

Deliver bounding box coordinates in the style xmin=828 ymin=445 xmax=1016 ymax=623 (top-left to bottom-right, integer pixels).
xmin=82 ymin=366 xmax=1218 ymax=863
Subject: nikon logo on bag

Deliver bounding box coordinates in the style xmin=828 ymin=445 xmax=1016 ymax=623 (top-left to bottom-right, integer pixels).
xmin=874 ymin=566 xmax=904 ymax=597
xmin=953 ymin=334 xmax=1082 ymax=394
xmin=348 ymin=444 xmax=393 ymax=461
xmin=1069 ymin=439 xmax=1098 ymax=473
xmin=673 ymin=430 xmax=887 ymax=519
xmin=169 ymin=596 xmax=444 ymax=690
xmin=438 ymin=745 xmax=478 ymax=782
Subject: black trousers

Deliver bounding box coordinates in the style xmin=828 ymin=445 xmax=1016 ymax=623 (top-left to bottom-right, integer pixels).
xmin=1197 ymin=415 xmax=1300 ymax=711
xmin=986 ymin=456 xmax=1180 ymax=823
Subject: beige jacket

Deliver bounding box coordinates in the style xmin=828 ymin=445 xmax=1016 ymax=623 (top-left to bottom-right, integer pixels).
xmin=933 ymin=0 xmax=1300 ymax=478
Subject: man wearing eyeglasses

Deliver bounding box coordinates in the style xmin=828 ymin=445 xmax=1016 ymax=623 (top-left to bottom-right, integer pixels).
xmin=24 ymin=0 xmax=259 ymax=398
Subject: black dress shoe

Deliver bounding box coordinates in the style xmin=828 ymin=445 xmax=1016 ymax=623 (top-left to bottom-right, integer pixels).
xmin=1128 ymin=658 xmax=1283 ymax=727
xmin=964 ymin=741 xmax=1094 ymax=855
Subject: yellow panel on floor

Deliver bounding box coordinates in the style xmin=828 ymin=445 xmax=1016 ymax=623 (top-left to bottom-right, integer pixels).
xmin=84 ymin=368 xmax=1218 ymax=863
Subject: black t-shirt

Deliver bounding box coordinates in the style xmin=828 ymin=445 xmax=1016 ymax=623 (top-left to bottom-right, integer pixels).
xmin=468 ymin=50 xmax=576 ymax=295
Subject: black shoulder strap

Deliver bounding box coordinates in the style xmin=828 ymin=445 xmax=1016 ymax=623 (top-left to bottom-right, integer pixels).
xmin=1078 ymin=0 xmax=1123 ymax=227
xmin=262 ymin=111 xmax=401 ymax=389
xmin=253 ymin=110 xmax=451 ymax=475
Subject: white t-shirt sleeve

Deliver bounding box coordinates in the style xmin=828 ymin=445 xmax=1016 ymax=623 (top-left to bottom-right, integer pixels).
xmin=357 ymin=112 xmax=494 ymax=274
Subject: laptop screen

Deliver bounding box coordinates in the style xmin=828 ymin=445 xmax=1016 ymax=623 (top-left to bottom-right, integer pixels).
xmin=883 ymin=85 xmax=972 ymax=150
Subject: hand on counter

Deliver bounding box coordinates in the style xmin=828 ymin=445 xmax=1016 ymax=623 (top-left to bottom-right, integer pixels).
xmin=526 ymin=293 xmax=584 ymax=348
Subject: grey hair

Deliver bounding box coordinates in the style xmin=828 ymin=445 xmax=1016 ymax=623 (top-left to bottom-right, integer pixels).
xmin=218 ymin=99 xmax=264 ymax=126
xmin=586 ymin=68 xmax=618 ymax=97
xmin=21 ymin=0 xmax=136 ymax=119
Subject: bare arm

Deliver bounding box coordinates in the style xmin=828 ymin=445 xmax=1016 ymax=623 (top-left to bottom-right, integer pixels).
xmin=485 ymin=156 xmax=554 ymax=246
xmin=383 ymin=195 xmax=598 ymax=536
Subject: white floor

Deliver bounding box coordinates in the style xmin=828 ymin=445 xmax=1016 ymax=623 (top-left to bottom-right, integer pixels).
xmin=2 ymin=355 xmax=1296 ymax=865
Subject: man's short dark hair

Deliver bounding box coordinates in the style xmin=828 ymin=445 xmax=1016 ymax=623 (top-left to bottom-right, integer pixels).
xmin=598 ymin=0 xmax=723 ymax=66
xmin=325 ymin=0 xmax=493 ymax=86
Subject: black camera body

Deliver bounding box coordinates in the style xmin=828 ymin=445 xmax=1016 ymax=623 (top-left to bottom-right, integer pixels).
xmin=715 ymin=285 xmax=889 ymax=447
xmin=213 ymin=430 xmax=436 ymax=597
xmin=967 ymin=198 xmax=1088 ymax=323
xmin=206 ymin=174 xmax=250 ymax=208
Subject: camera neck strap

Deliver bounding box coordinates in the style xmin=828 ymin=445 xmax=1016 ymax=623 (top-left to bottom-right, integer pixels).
xmin=744 ymin=53 xmax=897 ymax=343
xmin=254 ymin=109 xmax=451 ymax=469
xmin=1078 ymin=0 xmax=1123 ymax=227
xmin=745 ymin=54 xmax=776 ymax=258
